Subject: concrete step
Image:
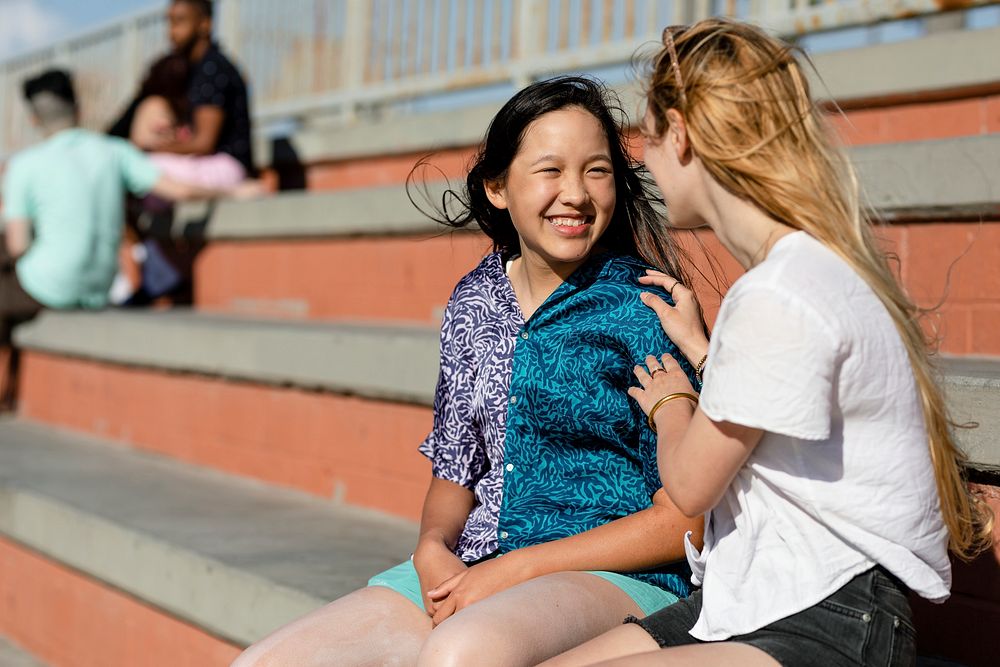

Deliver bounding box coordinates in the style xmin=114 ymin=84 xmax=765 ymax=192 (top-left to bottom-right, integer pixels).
xmin=14 ymin=309 xmax=439 ymax=406
xmin=11 ymin=310 xmax=1000 ymax=524
xmin=0 ymin=637 xmax=47 ymax=667
xmin=0 ymin=418 xmax=417 ymax=666
xmin=13 ymin=309 xmax=438 ymax=519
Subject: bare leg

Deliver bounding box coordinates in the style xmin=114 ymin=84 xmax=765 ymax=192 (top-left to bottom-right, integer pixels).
xmin=416 ymin=571 xmax=645 ymax=667
xmin=539 ymin=623 xmax=660 ymax=667
xmin=582 ymin=643 xmax=780 ymax=667
xmin=232 ymin=586 xmax=432 ymax=667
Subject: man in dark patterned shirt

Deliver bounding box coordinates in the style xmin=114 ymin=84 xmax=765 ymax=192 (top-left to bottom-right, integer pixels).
xmin=152 ymin=0 xmax=254 ymax=186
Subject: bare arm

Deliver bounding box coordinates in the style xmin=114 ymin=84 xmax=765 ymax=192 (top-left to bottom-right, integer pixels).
xmin=506 ymin=487 xmax=702 ymax=577
xmin=4 ymin=219 xmax=31 ymax=259
xmin=153 ymin=105 xmax=224 ymax=156
xmin=416 ymin=476 xmax=476 ymax=553
xmin=633 ymin=353 xmax=763 ymax=518
xmin=411 ymin=476 xmax=477 ymax=613
xmin=149 ymin=175 xmax=262 ymax=202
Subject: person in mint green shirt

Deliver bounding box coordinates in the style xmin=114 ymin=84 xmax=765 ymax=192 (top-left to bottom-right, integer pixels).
xmin=1 ymin=69 xmax=240 ymax=310
xmin=0 ymin=69 xmax=258 ymax=403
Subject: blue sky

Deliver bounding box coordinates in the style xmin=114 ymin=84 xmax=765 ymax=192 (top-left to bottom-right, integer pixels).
xmin=0 ymin=0 xmax=158 ymax=60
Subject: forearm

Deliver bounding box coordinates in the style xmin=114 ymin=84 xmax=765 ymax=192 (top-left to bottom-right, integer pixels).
xmin=505 ymin=492 xmax=702 ymax=580
xmin=677 ymin=340 xmax=709 ymax=370
xmin=3 ymin=221 xmax=30 ymax=259
xmin=417 ymin=476 xmax=476 ymax=552
xmin=150 ymin=176 xmax=224 ymax=202
xmin=153 ymin=137 xmax=213 ymax=156
xmin=658 ymin=406 xmax=762 ymax=517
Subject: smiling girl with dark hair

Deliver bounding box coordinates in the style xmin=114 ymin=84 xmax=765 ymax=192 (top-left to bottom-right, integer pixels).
xmin=234 ymin=76 xmax=704 ymax=667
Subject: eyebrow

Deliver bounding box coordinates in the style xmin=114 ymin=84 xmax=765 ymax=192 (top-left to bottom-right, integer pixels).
xmin=528 ymin=153 xmax=613 ymax=167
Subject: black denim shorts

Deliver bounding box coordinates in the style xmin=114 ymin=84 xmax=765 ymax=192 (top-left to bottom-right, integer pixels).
xmin=626 ymin=566 xmax=916 ymax=667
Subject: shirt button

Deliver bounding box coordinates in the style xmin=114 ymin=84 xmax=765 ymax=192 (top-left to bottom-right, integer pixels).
xmin=505 ymin=463 xmax=514 ymax=472
xmin=510 ymin=396 xmax=518 ymax=405
xmin=520 ymin=331 xmax=529 ymax=340
xmin=499 ymin=531 xmax=509 ymax=539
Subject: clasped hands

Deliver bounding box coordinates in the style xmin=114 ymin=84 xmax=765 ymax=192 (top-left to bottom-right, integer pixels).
xmin=414 ymin=540 xmax=529 ymax=626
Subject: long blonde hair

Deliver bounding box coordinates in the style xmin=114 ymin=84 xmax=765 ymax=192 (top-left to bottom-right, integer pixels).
xmin=645 ymin=18 xmax=992 ymax=559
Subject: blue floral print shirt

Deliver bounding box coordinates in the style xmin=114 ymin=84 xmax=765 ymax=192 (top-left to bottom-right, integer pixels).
xmin=419 ymin=251 xmax=696 ymax=597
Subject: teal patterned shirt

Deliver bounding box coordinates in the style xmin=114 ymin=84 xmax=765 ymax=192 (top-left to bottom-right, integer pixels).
xmin=498 ymin=252 xmax=697 ymax=598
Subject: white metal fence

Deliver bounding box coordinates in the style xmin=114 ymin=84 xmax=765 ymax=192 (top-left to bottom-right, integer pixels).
xmin=1 ymin=0 xmax=996 ymax=159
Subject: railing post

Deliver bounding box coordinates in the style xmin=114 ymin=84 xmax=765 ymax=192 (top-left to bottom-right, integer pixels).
xmin=218 ymin=0 xmax=242 ymax=57
xmin=0 ymin=66 xmax=8 ymax=159
xmin=340 ymin=0 xmax=370 ymax=121
xmin=514 ymin=0 xmax=545 ymax=88
xmin=121 ymin=18 xmax=141 ymax=95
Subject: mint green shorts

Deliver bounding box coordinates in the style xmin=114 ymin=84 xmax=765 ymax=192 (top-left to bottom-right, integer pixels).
xmin=368 ymin=559 xmax=678 ymax=617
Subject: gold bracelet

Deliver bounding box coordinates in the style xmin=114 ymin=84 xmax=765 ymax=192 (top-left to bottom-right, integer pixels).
xmin=694 ymin=354 xmax=708 ymax=382
xmin=647 ymin=392 xmax=699 ymax=433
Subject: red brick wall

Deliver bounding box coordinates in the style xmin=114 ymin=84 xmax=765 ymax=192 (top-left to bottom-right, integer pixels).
xmin=193 ymin=219 xmax=1000 ymax=355
xmin=18 ymin=353 xmax=433 ymax=521
xmin=194 ymin=233 xmax=491 ymax=323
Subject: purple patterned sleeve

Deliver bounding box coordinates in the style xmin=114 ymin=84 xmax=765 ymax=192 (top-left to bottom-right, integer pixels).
xmin=418 ymin=291 xmax=489 ymax=489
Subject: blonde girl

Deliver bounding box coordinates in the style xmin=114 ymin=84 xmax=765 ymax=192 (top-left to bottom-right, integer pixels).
xmin=545 ymin=18 xmax=992 ymax=667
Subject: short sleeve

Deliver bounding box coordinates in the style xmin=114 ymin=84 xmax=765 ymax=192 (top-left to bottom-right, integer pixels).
xmin=1 ymin=157 xmax=32 ymax=223
xmin=113 ymin=139 xmax=161 ymax=196
xmin=418 ymin=296 xmax=488 ymax=489
xmin=699 ymin=284 xmax=841 ymax=440
xmin=189 ymin=58 xmax=228 ymax=109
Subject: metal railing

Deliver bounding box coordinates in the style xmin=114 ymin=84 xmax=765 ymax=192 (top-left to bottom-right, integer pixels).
xmin=1 ymin=0 xmax=996 ymax=159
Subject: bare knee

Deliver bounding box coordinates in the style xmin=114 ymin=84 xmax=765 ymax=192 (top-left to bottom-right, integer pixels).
xmin=233 ymin=586 xmax=431 ymax=667
xmin=417 ymin=614 xmax=505 ymax=667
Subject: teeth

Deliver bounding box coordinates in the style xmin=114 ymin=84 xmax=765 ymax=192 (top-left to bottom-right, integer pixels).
xmin=549 ymin=217 xmax=587 ymax=227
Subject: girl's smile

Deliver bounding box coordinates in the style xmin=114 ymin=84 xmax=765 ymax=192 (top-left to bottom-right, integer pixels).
xmin=485 ymin=105 xmax=616 ymax=275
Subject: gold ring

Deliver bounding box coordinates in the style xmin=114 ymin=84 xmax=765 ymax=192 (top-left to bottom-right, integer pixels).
xmin=650 ymin=367 xmax=667 ymax=379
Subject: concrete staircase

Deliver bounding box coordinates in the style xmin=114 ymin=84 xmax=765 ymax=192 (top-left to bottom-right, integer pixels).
xmin=2 ymin=26 xmax=999 ymax=667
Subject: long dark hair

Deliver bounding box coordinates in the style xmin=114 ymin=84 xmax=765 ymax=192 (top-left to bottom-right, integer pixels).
xmin=410 ymin=76 xmax=689 ymax=280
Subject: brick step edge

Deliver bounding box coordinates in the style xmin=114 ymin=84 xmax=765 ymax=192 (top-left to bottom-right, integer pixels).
xmin=0 ymin=418 xmax=417 ymax=647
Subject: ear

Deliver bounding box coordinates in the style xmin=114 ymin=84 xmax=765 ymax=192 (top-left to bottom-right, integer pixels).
xmin=484 ymin=179 xmax=508 ymax=210
xmin=665 ymin=109 xmax=690 ymax=162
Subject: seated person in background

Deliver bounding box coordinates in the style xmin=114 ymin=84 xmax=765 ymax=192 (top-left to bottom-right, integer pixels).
xmin=108 ymin=53 xmax=192 ymax=151
xmin=147 ymin=0 xmax=255 ymax=190
xmin=0 ymin=70 xmax=257 ymax=397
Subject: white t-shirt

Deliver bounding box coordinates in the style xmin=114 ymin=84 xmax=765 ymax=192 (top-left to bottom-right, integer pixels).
xmin=685 ymin=231 xmax=950 ymax=641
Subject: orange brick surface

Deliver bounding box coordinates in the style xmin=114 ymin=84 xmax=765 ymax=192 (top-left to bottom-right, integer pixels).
xmin=0 ymin=537 xmax=242 ymax=667
xmin=986 ymin=95 xmax=1000 ymax=133
xmin=829 ymin=97 xmax=993 ymax=146
xmin=194 ymin=233 xmax=491 ymax=323
xmin=18 ymin=353 xmax=433 ymax=520
xmin=307 ymin=147 xmax=477 ymax=191
xmin=193 ymin=220 xmax=1000 ymax=355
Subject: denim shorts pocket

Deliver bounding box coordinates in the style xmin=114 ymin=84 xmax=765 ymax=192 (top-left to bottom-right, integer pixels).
xmin=818 ymin=597 xmax=872 ymax=622
xmin=886 ymin=612 xmax=916 ymax=667
xmin=812 ymin=597 xmax=871 ymax=663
